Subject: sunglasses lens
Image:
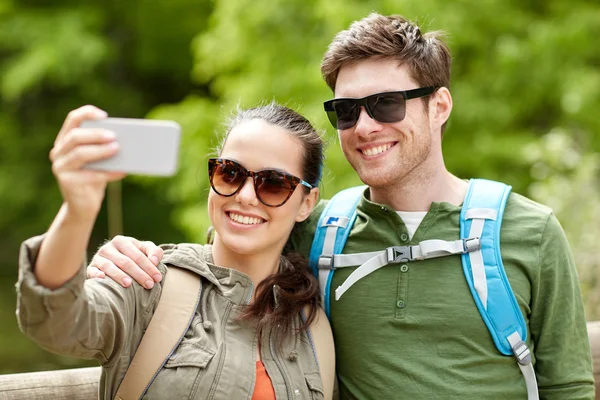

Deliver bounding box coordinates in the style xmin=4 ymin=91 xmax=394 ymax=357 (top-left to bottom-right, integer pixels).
xmin=331 ymin=100 xmax=359 ymax=130
xmin=211 ymin=161 xmax=246 ymax=195
xmin=368 ymin=93 xmax=406 ymax=123
xmin=255 ymin=171 xmax=294 ymax=206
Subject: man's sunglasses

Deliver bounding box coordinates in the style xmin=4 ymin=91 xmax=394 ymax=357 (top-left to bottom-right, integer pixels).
xmin=323 ymin=87 xmax=438 ymax=130
xmin=208 ymin=158 xmax=313 ymax=207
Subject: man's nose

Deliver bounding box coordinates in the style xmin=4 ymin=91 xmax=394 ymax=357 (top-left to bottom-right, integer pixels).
xmin=352 ymin=107 xmax=384 ymax=137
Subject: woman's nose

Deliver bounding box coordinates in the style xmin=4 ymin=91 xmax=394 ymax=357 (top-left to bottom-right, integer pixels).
xmin=235 ymin=177 xmax=260 ymax=206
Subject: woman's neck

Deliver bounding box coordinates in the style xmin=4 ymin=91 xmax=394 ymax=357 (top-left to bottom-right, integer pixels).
xmin=210 ymin=238 xmax=281 ymax=287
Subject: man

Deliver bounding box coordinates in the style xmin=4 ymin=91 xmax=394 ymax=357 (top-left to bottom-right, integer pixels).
xmin=88 ymin=13 xmax=594 ymax=399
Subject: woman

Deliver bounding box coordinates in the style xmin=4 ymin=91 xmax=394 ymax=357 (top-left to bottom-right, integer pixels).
xmin=16 ymin=103 xmax=335 ymax=399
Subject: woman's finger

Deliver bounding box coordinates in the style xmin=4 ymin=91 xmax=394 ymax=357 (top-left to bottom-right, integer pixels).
xmin=55 ymin=105 xmax=107 ymax=146
xmin=51 ymin=142 xmax=120 ymax=174
xmin=50 ymin=128 xmax=116 ymax=163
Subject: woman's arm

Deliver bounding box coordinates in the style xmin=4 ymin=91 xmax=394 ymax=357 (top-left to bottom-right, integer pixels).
xmin=17 ymin=105 xmax=144 ymax=363
xmin=18 ymin=234 xmax=163 ymax=364
xmin=35 ymin=105 xmax=124 ymax=289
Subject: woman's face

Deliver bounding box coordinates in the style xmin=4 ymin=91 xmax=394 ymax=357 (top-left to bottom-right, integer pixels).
xmin=208 ymin=118 xmax=318 ymax=257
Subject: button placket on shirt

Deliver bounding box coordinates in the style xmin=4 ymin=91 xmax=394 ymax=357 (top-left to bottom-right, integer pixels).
xmin=395 ymin=229 xmax=410 ymax=319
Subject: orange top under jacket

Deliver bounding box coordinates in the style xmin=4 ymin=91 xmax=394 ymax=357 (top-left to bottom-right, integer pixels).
xmin=251 ymin=361 xmax=276 ymax=400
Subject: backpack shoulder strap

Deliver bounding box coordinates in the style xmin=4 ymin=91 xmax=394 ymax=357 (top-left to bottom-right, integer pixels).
xmin=460 ymin=178 xmax=538 ymax=399
xmin=308 ymin=185 xmax=366 ymax=318
xmin=303 ymin=306 xmax=336 ymax=400
xmin=116 ymin=266 xmax=202 ymax=400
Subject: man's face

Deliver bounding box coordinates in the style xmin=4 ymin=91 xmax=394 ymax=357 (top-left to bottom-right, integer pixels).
xmin=333 ymin=58 xmax=436 ymax=190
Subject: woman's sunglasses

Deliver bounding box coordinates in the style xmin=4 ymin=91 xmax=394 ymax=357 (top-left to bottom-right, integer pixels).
xmin=208 ymin=158 xmax=313 ymax=207
xmin=323 ymin=87 xmax=437 ymax=130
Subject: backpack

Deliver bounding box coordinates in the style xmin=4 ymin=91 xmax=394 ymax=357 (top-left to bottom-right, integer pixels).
xmin=116 ymin=266 xmax=202 ymax=400
xmin=308 ymin=179 xmax=538 ymax=400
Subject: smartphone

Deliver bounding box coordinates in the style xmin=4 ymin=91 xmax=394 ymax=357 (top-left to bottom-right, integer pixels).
xmin=81 ymin=117 xmax=181 ymax=176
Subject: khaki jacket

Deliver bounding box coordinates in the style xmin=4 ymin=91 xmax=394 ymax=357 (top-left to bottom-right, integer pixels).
xmin=17 ymin=236 xmax=328 ymax=399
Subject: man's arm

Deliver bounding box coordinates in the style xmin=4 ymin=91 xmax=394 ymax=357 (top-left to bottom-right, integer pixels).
xmin=531 ymin=213 xmax=594 ymax=399
xmin=89 ymin=200 xmax=328 ymax=288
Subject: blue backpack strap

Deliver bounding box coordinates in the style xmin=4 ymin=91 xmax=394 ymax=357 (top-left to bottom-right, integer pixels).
xmin=460 ymin=179 xmax=527 ymax=353
xmin=309 ymin=186 xmax=366 ymax=319
xmin=460 ymin=179 xmax=538 ymax=399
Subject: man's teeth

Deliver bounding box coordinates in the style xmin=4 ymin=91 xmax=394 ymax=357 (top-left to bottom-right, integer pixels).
xmin=363 ymin=144 xmax=392 ymax=156
xmin=229 ymin=213 xmax=263 ymax=225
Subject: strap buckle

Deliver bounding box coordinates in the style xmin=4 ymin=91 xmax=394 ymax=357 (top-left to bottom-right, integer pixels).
xmin=386 ymin=246 xmax=412 ymax=264
xmin=462 ymin=237 xmax=481 ymax=253
xmin=511 ymin=340 xmax=532 ymax=366
xmin=318 ymin=255 xmax=335 ymax=270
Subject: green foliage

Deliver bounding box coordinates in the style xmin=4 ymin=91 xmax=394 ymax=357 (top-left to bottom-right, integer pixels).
xmin=1 ymin=0 xmax=599 ymax=373
xmin=525 ymin=131 xmax=600 ymax=319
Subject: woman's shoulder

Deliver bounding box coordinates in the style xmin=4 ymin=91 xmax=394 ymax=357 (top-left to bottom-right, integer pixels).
xmin=159 ymin=243 xmax=214 ymax=274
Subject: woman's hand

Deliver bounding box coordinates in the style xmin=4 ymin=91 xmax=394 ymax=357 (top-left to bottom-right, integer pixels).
xmin=50 ymin=105 xmax=125 ymax=221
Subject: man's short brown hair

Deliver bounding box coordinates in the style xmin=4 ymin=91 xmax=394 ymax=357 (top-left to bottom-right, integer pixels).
xmin=321 ymin=13 xmax=451 ymax=92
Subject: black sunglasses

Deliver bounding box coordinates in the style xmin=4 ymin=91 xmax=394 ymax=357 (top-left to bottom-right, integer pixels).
xmin=208 ymin=158 xmax=313 ymax=207
xmin=323 ymin=87 xmax=438 ymax=130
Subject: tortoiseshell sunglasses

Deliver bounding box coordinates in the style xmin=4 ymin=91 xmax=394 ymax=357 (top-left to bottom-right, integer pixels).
xmin=208 ymin=158 xmax=313 ymax=207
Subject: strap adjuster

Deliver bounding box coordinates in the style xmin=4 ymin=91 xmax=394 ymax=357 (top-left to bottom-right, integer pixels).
xmin=386 ymin=246 xmax=412 ymax=264
xmin=462 ymin=237 xmax=481 ymax=252
xmin=318 ymin=255 xmax=335 ymax=270
xmin=511 ymin=340 xmax=532 ymax=366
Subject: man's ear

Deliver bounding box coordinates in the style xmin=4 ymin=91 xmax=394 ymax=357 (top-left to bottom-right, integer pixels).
xmin=431 ymin=87 xmax=452 ymax=129
xmin=296 ymin=188 xmax=320 ymax=222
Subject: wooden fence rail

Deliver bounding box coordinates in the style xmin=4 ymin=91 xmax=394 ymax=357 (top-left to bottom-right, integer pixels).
xmin=2 ymin=321 xmax=600 ymax=399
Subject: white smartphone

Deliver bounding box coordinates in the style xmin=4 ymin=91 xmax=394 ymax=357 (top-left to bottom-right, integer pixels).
xmin=81 ymin=117 xmax=181 ymax=176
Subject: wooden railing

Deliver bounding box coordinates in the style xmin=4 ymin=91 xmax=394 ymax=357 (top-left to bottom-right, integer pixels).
xmin=0 ymin=366 xmax=99 ymax=399
xmin=2 ymin=321 xmax=600 ymax=399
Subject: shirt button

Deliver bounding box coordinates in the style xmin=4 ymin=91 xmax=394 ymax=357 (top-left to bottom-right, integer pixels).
xmin=396 ymin=300 xmax=405 ymax=308
xmin=400 ymin=264 xmax=409 ymax=273
xmin=400 ymin=233 xmax=409 ymax=242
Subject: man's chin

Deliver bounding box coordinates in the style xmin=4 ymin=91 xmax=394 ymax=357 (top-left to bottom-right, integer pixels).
xmin=355 ymin=168 xmax=394 ymax=188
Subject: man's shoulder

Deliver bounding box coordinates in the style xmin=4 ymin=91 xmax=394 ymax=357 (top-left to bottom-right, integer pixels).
xmin=503 ymin=190 xmax=555 ymax=230
xmin=505 ymin=190 xmax=553 ymax=218
xmin=501 ymin=190 xmax=564 ymax=246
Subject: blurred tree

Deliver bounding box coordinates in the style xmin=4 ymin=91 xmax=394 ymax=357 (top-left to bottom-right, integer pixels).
xmin=1 ymin=0 xmax=599 ymax=373
xmin=145 ymin=0 xmax=600 ymax=245
xmin=0 ymin=0 xmax=211 ymax=373
xmin=525 ymin=131 xmax=600 ymax=319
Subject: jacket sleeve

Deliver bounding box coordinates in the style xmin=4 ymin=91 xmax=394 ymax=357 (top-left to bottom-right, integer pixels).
xmin=16 ymin=235 xmax=163 ymax=366
xmin=531 ymin=214 xmax=595 ymax=400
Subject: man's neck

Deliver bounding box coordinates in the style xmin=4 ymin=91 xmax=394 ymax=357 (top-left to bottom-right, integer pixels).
xmin=369 ymin=169 xmax=468 ymax=212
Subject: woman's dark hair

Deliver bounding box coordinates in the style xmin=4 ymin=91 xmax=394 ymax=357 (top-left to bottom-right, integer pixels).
xmin=217 ymin=102 xmax=324 ymax=340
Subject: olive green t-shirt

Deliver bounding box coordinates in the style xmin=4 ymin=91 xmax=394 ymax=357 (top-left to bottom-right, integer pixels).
xmin=290 ymin=187 xmax=594 ymax=400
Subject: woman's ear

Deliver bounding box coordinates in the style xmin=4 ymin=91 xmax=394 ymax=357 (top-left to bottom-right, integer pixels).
xmin=296 ymin=188 xmax=319 ymax=222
